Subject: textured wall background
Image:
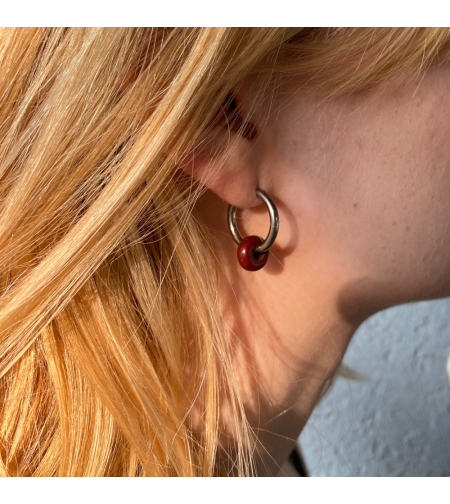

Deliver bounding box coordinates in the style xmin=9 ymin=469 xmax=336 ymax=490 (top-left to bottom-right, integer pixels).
xmin=298 ymin=298 xmax=450 ymax=476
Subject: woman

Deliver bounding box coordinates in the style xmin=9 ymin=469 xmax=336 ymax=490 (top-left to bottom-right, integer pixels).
xmin=1 ymin=27 xmax=450 ymax=477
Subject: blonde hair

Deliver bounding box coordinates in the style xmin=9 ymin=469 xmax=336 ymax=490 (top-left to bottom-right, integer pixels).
xmin=0 ymin=27 xmax=449 ymax=477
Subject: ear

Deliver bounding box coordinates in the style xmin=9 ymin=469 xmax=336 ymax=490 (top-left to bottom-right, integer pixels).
xmin=178 ymin=93 xmax=264 ymax=209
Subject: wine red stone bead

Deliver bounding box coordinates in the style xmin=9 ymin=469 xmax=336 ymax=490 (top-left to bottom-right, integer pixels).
xmin=237 ymin=235 xmax=269 ymax=271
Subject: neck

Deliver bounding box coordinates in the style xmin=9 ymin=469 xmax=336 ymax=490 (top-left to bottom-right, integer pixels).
xmin=195 ymin=189 xmax=368 ymax=476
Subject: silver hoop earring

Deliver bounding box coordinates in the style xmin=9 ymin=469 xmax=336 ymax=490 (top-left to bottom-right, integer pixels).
xmin=227 ymin=188 xmax=279 ymax=271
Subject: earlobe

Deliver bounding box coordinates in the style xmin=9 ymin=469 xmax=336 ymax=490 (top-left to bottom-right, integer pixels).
xmin=177 ymin=115 xmax=263 ymax=209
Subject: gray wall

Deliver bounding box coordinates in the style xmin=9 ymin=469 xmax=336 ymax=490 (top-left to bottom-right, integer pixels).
xmin=298 ymin=298 xmax=450 ymax=476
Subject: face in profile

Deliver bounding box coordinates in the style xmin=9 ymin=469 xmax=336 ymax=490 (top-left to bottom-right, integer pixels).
xmin=212 ymin=64 xmax=450 ymax=324
xmin=185 ymin=62 xmax=450 ymax=476
xmin=276 ymin=66 xmax=450 ymax=307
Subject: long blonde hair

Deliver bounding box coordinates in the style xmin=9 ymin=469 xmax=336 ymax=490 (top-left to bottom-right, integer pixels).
xmin=0 ymin=27 xmax=449 ymax=477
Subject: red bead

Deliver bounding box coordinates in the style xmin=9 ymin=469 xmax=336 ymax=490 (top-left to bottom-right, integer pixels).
xmin=237 ymin=235 xmax=269 ymax=271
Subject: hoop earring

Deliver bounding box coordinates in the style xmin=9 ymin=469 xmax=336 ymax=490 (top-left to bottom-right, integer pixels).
xmin=227 ymin=189 xmax=279 ymax=271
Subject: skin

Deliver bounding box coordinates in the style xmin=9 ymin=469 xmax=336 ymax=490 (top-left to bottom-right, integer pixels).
xmin=183 ymin=63 xmax=450 ymax=475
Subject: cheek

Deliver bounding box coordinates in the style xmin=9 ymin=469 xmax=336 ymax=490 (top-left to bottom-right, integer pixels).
xmin=312 ymin=128 xmax=450 ymax=299
xmin=279 ymin=66 xmax=450 ymax=301
xmin=328 ymin=140 xmax=450 ymax=299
